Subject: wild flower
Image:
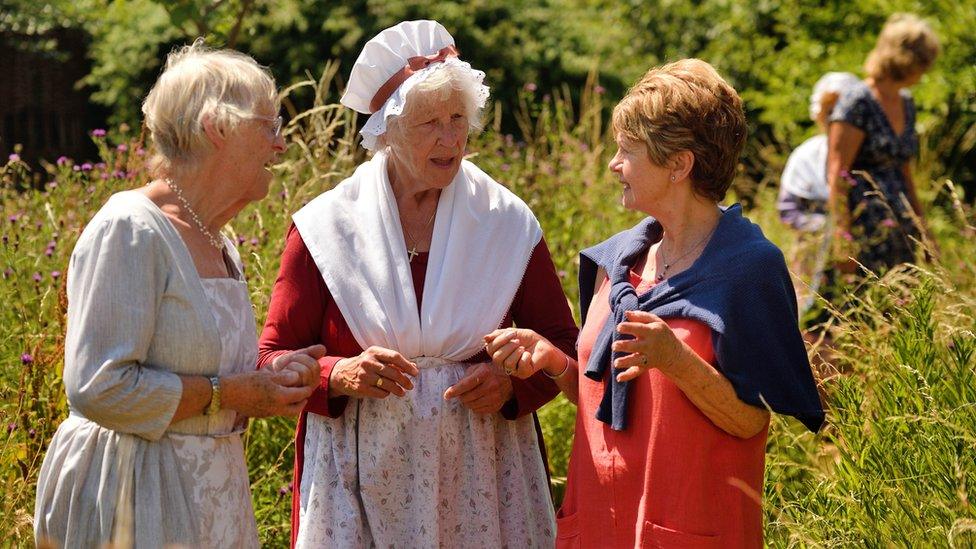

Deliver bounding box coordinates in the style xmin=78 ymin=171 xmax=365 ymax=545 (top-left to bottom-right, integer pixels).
xmin=881 ymin=218 xmax=897 ymax=228
xmin=56 ymin=156 xmax=70 ymax=166
xmin=8 ymin=153 xmax=20 ymax=162
xmin=594 ymin=85 xmax=606 ymax=94
xmin=117 ymin=144 xmax=128 ymax=152
xmin=80 ymin=163 xmax=93 ymax=171
xmin=523 ymin=82 xmax=537 ymax=92
xmin=500 ymin=164 xmax=510 ymax=172
xmin=20 ymin=354 xmax=33 ymax=365
xmin=51 ymin=270 xmax=62 ymax=280
xmin=91 ymin=129 xmax=107 ymax=137
xmin=32 ymin=272 xmax=41 ymax=283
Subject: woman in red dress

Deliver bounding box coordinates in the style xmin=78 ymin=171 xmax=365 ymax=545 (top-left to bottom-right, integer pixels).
xmin=487 ymin=59 xmax=824 ymax=547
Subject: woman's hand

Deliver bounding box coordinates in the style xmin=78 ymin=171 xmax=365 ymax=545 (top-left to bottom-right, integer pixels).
xmin=611 ymin=310 xmax=685 ymax=382
xmin=329 ymin=346 xmax=419 ymax=399
xmin=269 ymin=344 xmax=327 ymax=389
xmin=483 ymin=328 xmax=563 ymax=379
xmin=221 ymin=369 xmax=317 ymax=418
xmin=443 ymin=362 xmax=513 ymax=415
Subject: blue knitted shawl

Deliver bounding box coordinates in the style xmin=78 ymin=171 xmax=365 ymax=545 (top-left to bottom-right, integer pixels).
xmin=579 ymin=204 xmax=825 ymax=433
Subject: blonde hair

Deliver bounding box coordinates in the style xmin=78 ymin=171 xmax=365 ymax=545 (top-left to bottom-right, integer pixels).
xmin=142 ymin=39 xmax=278 ymax=177
xmin=612 ymin=58 xmax=746 ymax=202
xmin=382 ymin=63 xmax=485 ymax=149
xmin=864 ymin=13 xmax=940 ymax=82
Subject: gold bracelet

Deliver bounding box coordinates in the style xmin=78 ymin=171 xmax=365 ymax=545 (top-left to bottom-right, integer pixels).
xmin=543 ymin=353 xmax=571 ymax=379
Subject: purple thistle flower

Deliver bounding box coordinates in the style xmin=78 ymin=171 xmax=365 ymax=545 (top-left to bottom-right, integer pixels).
xmin=523 ymin=82 xmax=537 ymax=92
xmin=117 ymin=144 xmax=128 ymax=152
xmin=8 ymin=153 xmax=20 ymax=162
xmin=500 ymin=164 xmax=510 ymax=172
xmin=2 ymin=267 xmax=11 ymax=278
xmin=880 ymin=218 xmax=897 ymax=228
xmin=56 ymin=156 xmax=70 ymax=166
xmin=51 ymin=270 xmax=62 ymax=280
xmin=6 ymin=423 xmax=14 ymax=434
xmin=80 ymin=162 xmax=93 ymax=171
xmin=136 ymin=147 xmax=146 ymax=156
xmin=594 ymin=85 xmax=606 ymax=94
xmin=91 ymin=129 xmax=107 ymax=137
xmin=95 ymin=162 xmax=106 ymax=170
xmin=45 ymin=248 xmax=53 ymax=257
xmin=8 ymin=213 xmax=20 ymax=223
xmin=28 ymin=428 xmax=36 ymax=439
xmin=46 ymin=181 xmax=58 ymax=190
xmin=113 ymin=170 xmax=126 ymax=178
xmin=72 ymin=165 xmax=80 ymax=172
xmin=250 ymin=238 xmax=259 ymax=246
xmin=32 ymin=272 xmax=41 ymax=283
xmin=278 ymin=485 xmax=289 ymax=495
xmin=237 ymin=236 xmax=246 ymax=245
xmin=21 ymin=353 xmax=33 ymax=365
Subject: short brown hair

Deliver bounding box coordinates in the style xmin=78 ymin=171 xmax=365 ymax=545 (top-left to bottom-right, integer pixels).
xmin=611 ymin=58 xmax=746 ymax=202
xmin=864 ymin=13 xmax=940 ymax=82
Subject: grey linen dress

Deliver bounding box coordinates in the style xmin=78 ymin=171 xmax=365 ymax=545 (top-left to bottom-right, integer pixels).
xmin=34 ymin=191 xmax=260 ymax=548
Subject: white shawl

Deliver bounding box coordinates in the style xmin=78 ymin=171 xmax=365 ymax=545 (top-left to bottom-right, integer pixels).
xmin=293 ymin=150 xmax=542 ymax=359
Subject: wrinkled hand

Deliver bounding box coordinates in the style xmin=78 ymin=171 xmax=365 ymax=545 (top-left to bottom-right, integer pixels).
xmin=611 ymin=310 xmax=684 ymax=382
xmin=483 ymin=328 xmax=561 ymax=379
xmin=443 ymin=362 xmax=514 ymax=415
xmin=330 ymin=346 xmax=419 ymax=399
xmin=222 ymin=368 xmax=317 ymax=418
xmin=270 ymin=344 xmax=326 ymax=389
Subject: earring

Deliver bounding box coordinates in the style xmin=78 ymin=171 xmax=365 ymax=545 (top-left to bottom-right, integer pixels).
xmin=670 ymin=175 xmax=676 ymax=182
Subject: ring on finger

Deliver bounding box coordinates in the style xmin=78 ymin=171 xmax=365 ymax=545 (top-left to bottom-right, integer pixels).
xmin=375 ymin=377 xmax=384 ymax=388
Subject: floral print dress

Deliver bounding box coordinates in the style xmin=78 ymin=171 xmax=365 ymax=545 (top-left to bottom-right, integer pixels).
xmin=830 ymin=82 xmax=921 ymax=272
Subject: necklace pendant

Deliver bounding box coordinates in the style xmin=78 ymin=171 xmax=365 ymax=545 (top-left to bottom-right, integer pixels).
xmin=407 ymin=247 xmax=419 ymax=262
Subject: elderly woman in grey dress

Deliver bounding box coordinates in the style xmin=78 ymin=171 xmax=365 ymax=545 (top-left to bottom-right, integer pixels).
xmin=34 ymin=41 xmax=323 ymax=548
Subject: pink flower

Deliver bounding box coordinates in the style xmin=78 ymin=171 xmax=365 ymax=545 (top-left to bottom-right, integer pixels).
xmin=523 ymin=82 xmax=537 ymax=92
xmin=56 ymin=156 xmax=70 ymax=166
xmin=594 ymin=85 xmax=606 ymax=94
xmin=8 ymin=153 xmax=20 ymax=162
xmin=880 ymin=219 xmax=897 ymax=228
xmin=91 ymin=129 xmax=107 ymax=137
xmin=117 ymin=144 xmax=128 ymax=152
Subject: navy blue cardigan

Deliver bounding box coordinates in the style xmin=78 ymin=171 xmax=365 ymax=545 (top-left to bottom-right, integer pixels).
xmin=579 ymin=204 xmax=825 ymax=433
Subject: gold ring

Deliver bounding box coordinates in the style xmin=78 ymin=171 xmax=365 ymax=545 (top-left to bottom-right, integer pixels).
xmin=376 ymin=377 xmax=384 ymax=388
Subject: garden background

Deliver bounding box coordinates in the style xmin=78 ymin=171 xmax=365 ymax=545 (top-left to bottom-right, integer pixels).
xmin=2 ymin=0 xmax=975 ymax=546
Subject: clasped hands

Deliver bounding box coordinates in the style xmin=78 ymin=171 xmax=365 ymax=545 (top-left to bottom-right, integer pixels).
xmin=482 ymin=311 xmax=684 ymax=383
xmin=328 ymin=341 xmax=519 ymax=415
xmin=224 ymin=344 xmax=325 ymax=418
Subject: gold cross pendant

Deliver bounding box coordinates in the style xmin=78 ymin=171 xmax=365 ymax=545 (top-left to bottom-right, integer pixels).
xmin=407 ymin=246 xmax=419 ymax=262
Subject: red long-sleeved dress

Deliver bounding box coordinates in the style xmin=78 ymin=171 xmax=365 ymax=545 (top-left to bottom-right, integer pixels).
xmin=258 ymin=225 xmax=579 ymax=546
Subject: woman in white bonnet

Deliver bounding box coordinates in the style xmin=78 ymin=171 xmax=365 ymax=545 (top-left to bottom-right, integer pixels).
xmin=258 ymin=20 xmax=578 ymax=547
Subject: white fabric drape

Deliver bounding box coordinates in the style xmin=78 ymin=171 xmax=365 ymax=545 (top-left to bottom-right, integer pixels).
xmin=292 ymin=151 xmax=555 ymax=547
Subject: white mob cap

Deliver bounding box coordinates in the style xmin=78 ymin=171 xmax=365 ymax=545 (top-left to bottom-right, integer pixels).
xmin=809 ymin=71 xmax=861 ymax=120
xmin=340 ymin=20 xmax=490 ymax=150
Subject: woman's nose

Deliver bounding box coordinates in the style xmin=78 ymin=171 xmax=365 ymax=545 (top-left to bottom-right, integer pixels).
xmin=272 ymin=133 xmax=286 ymax=152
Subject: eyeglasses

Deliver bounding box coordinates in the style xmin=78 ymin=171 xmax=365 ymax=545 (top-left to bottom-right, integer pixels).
xmin=246 ymin=114 xmax=284 ymax=137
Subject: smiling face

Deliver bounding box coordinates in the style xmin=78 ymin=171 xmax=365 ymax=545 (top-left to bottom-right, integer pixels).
xmin=220 ymin=100 xmax=285 ymax=201
xmin=608 ymin=134 xmax=673 ymax=214
xmin=386 ymin=88 xmax=469 ymax=192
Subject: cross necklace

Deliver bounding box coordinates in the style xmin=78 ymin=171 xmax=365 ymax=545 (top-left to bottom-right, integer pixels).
xmin=402 ymin=207 xmax=437 ymax=262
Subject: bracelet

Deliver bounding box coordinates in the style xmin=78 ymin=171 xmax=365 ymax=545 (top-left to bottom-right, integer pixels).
xmin=543 ymin=353 xmax=571 ymax=379
xmin=205 ymin=376 xmax=221 ymax=416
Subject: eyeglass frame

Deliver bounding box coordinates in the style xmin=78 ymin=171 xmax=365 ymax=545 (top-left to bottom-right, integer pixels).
xmin=244 ymin=114 xmax=284 ymax=137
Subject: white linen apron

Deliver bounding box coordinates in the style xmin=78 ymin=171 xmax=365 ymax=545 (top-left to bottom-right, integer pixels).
xmin=293 ymin=151 xmax=555 ymax=548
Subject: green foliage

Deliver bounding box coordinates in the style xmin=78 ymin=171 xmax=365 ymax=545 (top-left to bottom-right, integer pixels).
xmin=3 ymin=68 xmax=976 ymax=546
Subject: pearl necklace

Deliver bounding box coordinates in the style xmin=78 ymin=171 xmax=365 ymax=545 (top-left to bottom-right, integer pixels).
xmin=163 ymin=178 xmax=225 ymax=251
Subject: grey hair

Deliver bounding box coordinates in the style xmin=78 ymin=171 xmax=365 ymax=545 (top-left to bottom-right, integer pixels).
xmin=142 ymin=39 xmax=278 ymax=177
xmin=380 ymin=62 xmax=485 ymax=150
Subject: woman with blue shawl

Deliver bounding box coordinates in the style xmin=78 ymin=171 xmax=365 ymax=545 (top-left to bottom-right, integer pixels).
xmin=485 ymin=59 xmax=824 ymax=547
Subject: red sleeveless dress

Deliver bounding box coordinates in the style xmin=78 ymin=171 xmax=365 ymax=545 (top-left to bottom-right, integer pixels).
xmin=557 ymin=271 xmax=767 ymax=548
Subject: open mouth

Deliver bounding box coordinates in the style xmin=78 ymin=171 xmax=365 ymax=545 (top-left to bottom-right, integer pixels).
xmin=430 ymin=156 xmax=456 ymax=168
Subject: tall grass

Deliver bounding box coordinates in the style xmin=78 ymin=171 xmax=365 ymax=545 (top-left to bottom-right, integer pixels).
xmin=2 ymin=71 xmax=974 ymax=547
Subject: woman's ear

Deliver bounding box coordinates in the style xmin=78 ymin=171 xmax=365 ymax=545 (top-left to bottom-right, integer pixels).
xmin=670 ymin=150 xmax=695 ymax=182
xmin=202 ymin=115 xmax=226 ymax=149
